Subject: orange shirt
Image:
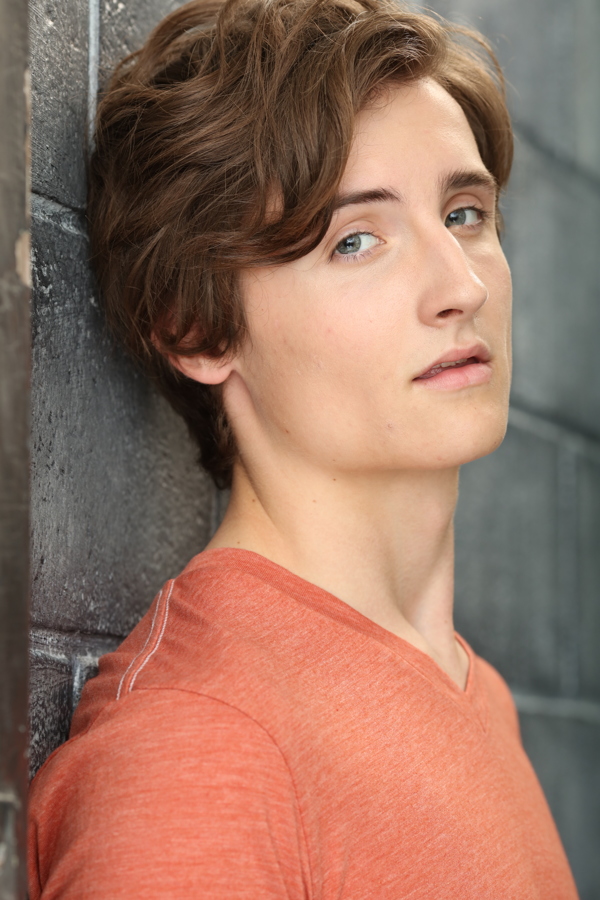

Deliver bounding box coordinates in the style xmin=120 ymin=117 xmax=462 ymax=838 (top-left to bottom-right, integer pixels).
xmin=29 ymin=549 xmax=578 ymax=899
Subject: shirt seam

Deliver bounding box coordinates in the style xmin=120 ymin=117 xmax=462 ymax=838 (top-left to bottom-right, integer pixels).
xmin=116 ymin=587 xmax=162 ymax=701
xmin=116 ymin=579 xmax=175 ymax=700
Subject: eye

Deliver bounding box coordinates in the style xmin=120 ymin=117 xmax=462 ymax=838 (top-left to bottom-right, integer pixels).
xmin=334 ymin=231 xmax=379 ymax=258
xmin=444 ymin=207 xmax=486 ymax=229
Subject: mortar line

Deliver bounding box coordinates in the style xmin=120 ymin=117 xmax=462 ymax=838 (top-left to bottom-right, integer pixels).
xmin=30 ymin=190 xmax=84 ymax=219
xmin=513 ymin=692 xmax=600 ymax=726
xmin=30 ymin=624 xmax=124 ymax=643
xmin=508 ymin=405 xmax=600 ymax=465
xmin=556 ymin=443 xmax=580 ymax=698
xmin=88 ymin=0 xmax=100 ymax=148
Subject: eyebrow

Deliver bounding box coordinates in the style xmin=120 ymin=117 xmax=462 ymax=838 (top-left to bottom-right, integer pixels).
xmin=331 ymin=187 xmax=403 ymax=211
xmin=331 ymin=170 xmax=498 ymax=212
xmin=438 ymin=169 xmax=499 ymax=197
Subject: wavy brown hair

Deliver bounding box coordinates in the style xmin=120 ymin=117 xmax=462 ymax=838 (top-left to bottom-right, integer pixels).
xmin=88 ymin=0 xmax=513 ymax=489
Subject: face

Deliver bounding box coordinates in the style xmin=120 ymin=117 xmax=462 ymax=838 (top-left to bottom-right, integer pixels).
xmin=227 ymin=78 xmax=512 ymax=475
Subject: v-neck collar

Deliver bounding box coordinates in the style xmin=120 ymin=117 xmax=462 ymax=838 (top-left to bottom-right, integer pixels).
xmin=192 ymin=547 xmax=490 ymax=732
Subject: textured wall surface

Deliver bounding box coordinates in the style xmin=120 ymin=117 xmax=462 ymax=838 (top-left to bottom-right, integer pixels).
xmin=29 ymin=0 xmax=599 ymax=897
xmin=1 ymin=0 xmax=30 ymax=893
xmin=29 ymin=0 xmax=216 ymax=779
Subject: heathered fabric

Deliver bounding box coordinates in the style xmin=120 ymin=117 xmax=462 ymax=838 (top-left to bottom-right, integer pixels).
xmin=28 ymin=548 xmax=578 ymax=899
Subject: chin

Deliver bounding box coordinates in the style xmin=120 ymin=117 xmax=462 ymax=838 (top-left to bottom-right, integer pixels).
xmin=462 ymin=420 xmax=508 ymax=464
xmin=437 ymin=402 xmax=510 ymax=468
xmin=393 ymin=391 xmax=509 ymax=471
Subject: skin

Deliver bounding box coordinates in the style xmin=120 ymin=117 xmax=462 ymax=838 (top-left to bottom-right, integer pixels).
xmin=173 ymin=78 xmax=512 ymax=689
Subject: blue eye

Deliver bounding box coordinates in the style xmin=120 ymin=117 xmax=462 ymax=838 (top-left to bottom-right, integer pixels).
xmin=445 ymin=207 xmax=483 ymax=228
xmin=334 ymin=232 xmax=379 ymax=256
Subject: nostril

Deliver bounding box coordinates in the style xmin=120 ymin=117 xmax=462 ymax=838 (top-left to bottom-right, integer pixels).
xmin=437 ymin=308 xmax=461 ymax=319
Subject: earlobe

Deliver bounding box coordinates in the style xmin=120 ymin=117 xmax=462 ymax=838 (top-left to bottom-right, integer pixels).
xmin=169 ymin=353 xmax=234 ymax=386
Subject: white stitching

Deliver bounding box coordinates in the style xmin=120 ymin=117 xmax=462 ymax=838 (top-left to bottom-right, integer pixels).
xmin=127 ymin=579 xmax=174 ymax=693
xmin=116 ymin=588 xmax=163 ymax=701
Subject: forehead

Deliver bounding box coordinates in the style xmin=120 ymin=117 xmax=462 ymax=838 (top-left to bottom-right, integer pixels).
xmin=341 ymin=78 xmax=485 ymax=193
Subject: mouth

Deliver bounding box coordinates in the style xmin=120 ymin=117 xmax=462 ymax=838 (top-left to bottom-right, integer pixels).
xmin=415 ymin=355 xmax=482 ymax=380
xmin=413 ymin=346 xmax=492 ymax=390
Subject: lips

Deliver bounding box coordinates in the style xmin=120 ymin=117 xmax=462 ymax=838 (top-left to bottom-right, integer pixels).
xmin=416 ymin=356 xmax=480 ymax=380
xmin=414 ymin=345 xmax=491 ymax=381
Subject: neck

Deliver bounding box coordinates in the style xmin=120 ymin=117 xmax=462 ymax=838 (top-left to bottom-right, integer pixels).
xmin=208 ymin=452 xmax=468 ymax=688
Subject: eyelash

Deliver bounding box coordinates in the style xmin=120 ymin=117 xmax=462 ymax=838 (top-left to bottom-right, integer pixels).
xmin=330 ymin=233 xmax=380 ymax=264
xmin=450 ymin=205 xmax=492 ymax=228
xmin=331 ymin=233 xmax=380 ymax=264
xmin=330 ymin=205 xmax=491 ymax=264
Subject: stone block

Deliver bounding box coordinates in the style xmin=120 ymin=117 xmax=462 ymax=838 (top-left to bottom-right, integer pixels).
xmin=454 ymin=416 xmax=561 ymax=694
xmin=518 ymin=707 xmax=600 ymax=900
xmin=30 ymin=0 xmax=90 ymax=209
xmin=99 ymin=0 xmax=183 ymax=79
xmin=427 ymin=0 xmax=600 ymax=180
xmin=503 ymin=137 xmax=600 ymax=439
xmin=579 ymin=456 xmax=600 ymax=699
xmin=30 ymin=194 xmax=215 ymax=637
xmin=29 ymin=628 xmax=119 ymax=777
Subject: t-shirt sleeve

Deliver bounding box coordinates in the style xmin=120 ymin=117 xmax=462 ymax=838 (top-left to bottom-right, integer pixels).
xmin=28 ymin=689 xmax=309 ymax=900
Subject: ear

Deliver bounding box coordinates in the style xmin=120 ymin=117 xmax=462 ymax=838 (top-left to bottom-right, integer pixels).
xmin=169 ymin=352 xmax=235 ymax=386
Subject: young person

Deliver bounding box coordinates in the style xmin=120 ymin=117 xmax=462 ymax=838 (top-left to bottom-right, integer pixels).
xmin=28 ymin=0 xmax=579 ymax=896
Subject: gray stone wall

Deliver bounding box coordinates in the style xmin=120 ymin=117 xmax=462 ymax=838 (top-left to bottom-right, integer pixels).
xmin=29 ymin=0 xmax=217 ymax=776
xmin=29 ymin=0 xmax=599 ymax=898
xmin=1 ymin=0 xmax=30 ymax=892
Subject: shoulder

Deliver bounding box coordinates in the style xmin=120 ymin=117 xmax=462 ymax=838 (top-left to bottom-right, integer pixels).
xmin=474 ymin=652 xmax=521 ymax=739
xmin=31 ymin=688 xmax=293 ymax=802
xmin=29 ymin=689 xmax=307 ymax=899
xmin=70 ymin=551 xmax=302 ymax=738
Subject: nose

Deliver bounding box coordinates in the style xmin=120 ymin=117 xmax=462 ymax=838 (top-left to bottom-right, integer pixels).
xmin=416 ymin=224 xmax=488 ymax=326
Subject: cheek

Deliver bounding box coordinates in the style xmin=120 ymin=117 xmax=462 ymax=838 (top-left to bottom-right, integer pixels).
xmin=492 ymin=243 xmax=512 ymax=295
xmin=494 ymin=260 xmax=513 ymax=341
xmin=240 ymin=283 xmax=338 ymax=419
xmin=495 ymin=251 xmax=512 ymax=304
xmin=242 ymin=309 xmax=386 ymax=453
xmin=245 ymin=271 xmax=378 ymax=383
xmin=475 ymin=244 xmax=512 ymax=327
xmin=239 ymin=262 xmax=416 ymax=450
